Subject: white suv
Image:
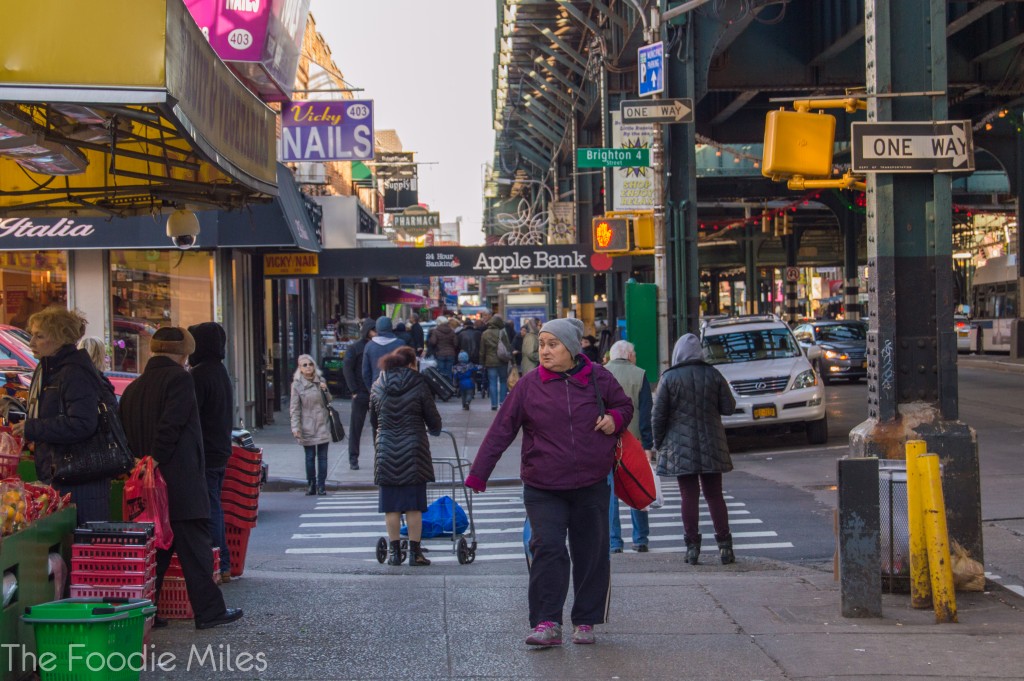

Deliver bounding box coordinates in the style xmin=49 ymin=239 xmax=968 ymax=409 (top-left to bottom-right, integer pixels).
xmin=700 ymin=315 xmax=828 ymax=445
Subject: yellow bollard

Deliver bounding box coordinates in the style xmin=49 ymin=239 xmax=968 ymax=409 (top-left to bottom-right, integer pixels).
xmin=905 ymin=440 xmax=931 ymax=608
xmin=916 ymin=453 xmax=958 ymax=623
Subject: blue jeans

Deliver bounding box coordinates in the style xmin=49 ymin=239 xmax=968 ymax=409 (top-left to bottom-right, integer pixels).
xmin=436 ymin=357 xmax=454 ymax=382
xmin=205 ymin=467 xmax=231 ymax=573
xmin=608 ymin=472 xmax=650 ymax=550
xmin=487 ymin=365 xmax=508 ymax=408
xmin=304 ymin=442 xmax=329 ymax=488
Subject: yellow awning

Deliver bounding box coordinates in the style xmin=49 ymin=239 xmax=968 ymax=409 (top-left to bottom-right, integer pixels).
xmin=0 ymin=0 xmax=277 ymax=217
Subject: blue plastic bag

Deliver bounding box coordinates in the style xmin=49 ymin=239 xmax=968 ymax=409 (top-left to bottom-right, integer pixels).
xmin=400 ymin=495 xmax=468 ymax=538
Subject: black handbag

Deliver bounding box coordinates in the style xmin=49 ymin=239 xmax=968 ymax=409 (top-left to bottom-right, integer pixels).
xmin=319 ymin=386 xmax=345 ymax=443
xmin=52 ymin=399 xmax=136 ymax=486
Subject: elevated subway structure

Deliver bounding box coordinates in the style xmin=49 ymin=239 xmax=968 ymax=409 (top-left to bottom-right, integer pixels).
xmin=487 ymin=0 xmax=1021 ymax=331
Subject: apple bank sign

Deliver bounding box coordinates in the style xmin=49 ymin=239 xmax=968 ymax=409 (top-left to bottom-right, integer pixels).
xmin=471 ymin=250 xmax=589 ymax=274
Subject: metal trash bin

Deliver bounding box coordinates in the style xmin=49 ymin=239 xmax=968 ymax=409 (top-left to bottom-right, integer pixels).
xmin=878 ymin=460 xmax=909 ymax=592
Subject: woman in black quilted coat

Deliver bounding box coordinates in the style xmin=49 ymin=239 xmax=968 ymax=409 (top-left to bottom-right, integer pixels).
xmin=653 ymin=333 xmax=737 ymax=566
xmin=370 ymin=346 xmax=442 ymax=566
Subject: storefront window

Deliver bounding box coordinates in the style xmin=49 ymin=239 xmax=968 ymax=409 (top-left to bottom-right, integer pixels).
xmin=110 ymin=250 xmax=214 ymax=372
xmin=0 ymin=251 xmax=68 ymax=329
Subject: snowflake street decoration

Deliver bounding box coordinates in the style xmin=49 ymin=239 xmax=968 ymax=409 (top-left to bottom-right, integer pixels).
xmin=496 ymin=198 xmax=549 ymax=245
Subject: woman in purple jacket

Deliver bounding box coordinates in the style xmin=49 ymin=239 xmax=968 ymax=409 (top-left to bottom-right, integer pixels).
xmin=466 ymin=318 xmax=633 ymax=647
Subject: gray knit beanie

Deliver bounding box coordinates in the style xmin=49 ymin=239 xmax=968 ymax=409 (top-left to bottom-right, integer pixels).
xmin=539 ymin=318 xmax=584 ymax=358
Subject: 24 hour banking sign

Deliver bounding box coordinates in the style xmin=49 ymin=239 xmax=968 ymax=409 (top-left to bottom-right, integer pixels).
xmin=280 ymin=100 xmax=374 ymax=162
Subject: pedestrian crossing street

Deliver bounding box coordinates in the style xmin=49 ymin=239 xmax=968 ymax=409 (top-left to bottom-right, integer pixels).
xmin=284 ymin=486 xmax=795 ymax=564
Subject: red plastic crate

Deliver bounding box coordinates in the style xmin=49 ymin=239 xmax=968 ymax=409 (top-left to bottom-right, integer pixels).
xmin=70 ymin=565 xmax=155 ymax=587
xmin=70 ymin=578 xmax=155 ymax=601
xmin=157 ymin=577 xmax=193 ymax=619
xmin=72 ymin=540 xmax=155 ymax=561
xmin=223 ymin=508 xmax=257 ymax=531
xmin=165 ymin=547 xmax=219 ymax=579
xmin=223 ymin=471 xmax=261 ymax=493
xmin=227 ymin=453 xmax=263 ymax=476
xmin=225 ymin=524 xmax=251 ymax=577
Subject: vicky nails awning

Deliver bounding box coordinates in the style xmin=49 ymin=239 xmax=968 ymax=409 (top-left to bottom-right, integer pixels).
xmin=0 ymin=0 xmax=277 ymax=217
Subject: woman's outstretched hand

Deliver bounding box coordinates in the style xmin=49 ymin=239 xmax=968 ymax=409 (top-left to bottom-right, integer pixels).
xmin=594 ymin=414 xmax=615 ymax=435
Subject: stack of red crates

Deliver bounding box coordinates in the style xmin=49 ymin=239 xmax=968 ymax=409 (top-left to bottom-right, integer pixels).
xmin=69 ymin=522 xmax=156 ymax=601
xmin=222 ymin=443 xmax=263 ymax=578
xmin=156 ymin=547 xmax=219 ymax=619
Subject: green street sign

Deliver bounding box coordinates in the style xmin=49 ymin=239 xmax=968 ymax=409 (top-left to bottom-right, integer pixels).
xmin=577 ymin=147 xmax=650 ymax=168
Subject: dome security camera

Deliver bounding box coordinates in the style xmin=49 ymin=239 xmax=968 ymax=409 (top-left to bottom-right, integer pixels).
xmin=166 ymin=209 xmax=200 ymax=250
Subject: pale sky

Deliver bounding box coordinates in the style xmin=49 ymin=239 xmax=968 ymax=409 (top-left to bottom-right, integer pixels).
xmin=308 ymin=1 xmax=496 ymax=245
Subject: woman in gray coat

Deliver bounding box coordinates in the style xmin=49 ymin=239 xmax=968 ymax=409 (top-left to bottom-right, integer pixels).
xmin=290 ymin=354 xmax=332 ymax=496
xmin=652 ymin=333 xmax=737 ymax=565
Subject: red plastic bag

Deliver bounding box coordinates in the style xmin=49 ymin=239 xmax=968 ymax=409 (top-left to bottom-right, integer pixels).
xmin=123 ymin=456 xmax=173 ymax=550
xmin=613 ymin=431 xmax=658 ymax=510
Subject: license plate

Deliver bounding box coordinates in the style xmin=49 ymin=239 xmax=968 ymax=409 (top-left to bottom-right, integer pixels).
xmin=753 ymin=405 xmax=777 ymax=420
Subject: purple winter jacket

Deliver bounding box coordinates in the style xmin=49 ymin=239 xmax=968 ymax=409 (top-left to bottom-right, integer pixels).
xmin=467 ymin=355 xmax=633 ymax=491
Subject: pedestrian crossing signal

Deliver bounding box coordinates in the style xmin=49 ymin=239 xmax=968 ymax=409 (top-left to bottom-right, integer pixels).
xmin=592 ymin=217 xmax=630 ymax=253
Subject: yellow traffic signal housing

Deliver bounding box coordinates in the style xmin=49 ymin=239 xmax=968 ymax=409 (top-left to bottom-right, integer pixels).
xmin=592 ymin=217 xmax=631 ymax=253
xmin=604 ymin=210 xmax=654 ymax=250
xmin=762 ymin=109 xmax=836 ymax=181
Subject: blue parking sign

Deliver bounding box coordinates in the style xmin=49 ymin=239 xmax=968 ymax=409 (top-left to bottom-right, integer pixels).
xmin=638 ymin=42 xmax=664 ymax=97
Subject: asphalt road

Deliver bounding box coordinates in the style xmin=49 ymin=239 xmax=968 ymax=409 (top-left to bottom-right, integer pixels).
xmin=242 ymin=362 xmax=1021 ymax=587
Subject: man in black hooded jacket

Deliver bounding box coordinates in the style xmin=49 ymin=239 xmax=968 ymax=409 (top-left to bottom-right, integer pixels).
xmin=341 ymin=319 xmax=375 ymax=470
xmin=189 ymin=322 xmax=234 ymax=583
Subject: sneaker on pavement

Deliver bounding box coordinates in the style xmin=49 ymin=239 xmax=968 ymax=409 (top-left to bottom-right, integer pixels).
xmin=572 ymin=624 xmax=595 ymax=644
xmin=633 ymin=543 xmax=649 ymax=553
xmin=525 ymin=621 xmax=562 ymax=646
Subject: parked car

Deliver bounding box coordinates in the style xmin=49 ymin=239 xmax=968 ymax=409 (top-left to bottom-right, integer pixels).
xmin=700 ymin=314 xmax=828 ymax=445
xmin=954 ymin=314 xmax=972 ymax=353
xmin=0 ymin=323 xmax=135 ymax=396
xmin=792 ymin=320 xmax=868 ymax=384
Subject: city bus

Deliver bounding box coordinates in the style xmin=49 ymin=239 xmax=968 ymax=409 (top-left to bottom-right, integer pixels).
xmin=969 ymin=254 xmax=1018 ymax=353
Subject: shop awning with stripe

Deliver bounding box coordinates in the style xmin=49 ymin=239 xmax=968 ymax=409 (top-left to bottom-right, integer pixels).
xmin=0 ymin=0 xmax=277 ymax=218
xmin=376 ymin=286 xmax=433 ymax=306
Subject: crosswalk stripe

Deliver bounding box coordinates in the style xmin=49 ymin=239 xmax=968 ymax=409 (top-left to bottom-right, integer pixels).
xmin=299 ymin=508 xmax=751 ymax=519
xmin=283 ymin=542 xmax=796 ymax=559
xmin=298 ymin=517 xmax=765 ymax=529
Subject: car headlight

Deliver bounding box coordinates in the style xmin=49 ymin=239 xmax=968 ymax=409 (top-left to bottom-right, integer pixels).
xmin=823 ymin=349 xmax=848 ymax=360
xmin=793 ymin=369 xmax=818 ymax=389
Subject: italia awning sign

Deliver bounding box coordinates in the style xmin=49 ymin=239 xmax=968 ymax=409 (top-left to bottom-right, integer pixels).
xmin=851 ymin=121 xmax=975 ymax=173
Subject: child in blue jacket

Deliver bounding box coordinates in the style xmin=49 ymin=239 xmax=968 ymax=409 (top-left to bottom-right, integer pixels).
xmin=452 ymin=351 xmax=477 ymax=410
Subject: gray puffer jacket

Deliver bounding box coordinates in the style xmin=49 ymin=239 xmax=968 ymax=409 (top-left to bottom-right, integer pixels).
xmin=653 ymin=334 xmax=736 ymax=476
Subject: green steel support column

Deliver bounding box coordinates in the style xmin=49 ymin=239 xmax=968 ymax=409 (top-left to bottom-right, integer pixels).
xmin=664 ymin=8 xmax=700 ymax=335
xmin=744 ymin=214 xmax=757 ymax=315
xmin=844 ymin=207 xmax=864 ymax=321
xmin=851 ymin=0 xmax=981 ymax=567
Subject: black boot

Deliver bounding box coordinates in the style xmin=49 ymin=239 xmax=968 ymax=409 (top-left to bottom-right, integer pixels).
xmin=409 ymin=540 xmax=431 ymax=566
xmin=387 ymin=540 xmax=404 ymax=566
xmin=685 ymin=535 xmax=702 ymax=565
xmin=305 ymin=482 xmax=316 ymax=496
xmin=717 ymin=534 xmax=735 ymax=565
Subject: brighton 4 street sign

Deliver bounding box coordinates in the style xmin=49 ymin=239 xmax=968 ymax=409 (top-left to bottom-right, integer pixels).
xmin=577 ymin=148 xmax=650 ymax=168
xmin=851 ymin=121 xmax=975 ymax=173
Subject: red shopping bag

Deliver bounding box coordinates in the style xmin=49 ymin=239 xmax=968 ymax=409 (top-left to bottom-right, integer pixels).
xmin=613 ymin=431 xmax=658 ymax=510
xmin=123 ymin=456 xmax=174 ymax=550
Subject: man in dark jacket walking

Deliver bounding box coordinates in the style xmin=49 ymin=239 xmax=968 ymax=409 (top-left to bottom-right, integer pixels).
xmin=408 ymin=313 xmax=424 ymax=357
xmin=120 ymin=327 xmax=242 ymax=630
xmin=188 ymin=322 xmax=234 ymax=583
xmin=362 ymin=317 xmax=402 ymax=391
xmin=342 ymin=319 xmax=375 ymax=470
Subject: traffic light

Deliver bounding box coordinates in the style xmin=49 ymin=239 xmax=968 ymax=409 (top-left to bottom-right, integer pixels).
xmin=762 ymin=108 xmax=835 ymax=181
xmin=592 ymin=217 xmax=630 ymax=253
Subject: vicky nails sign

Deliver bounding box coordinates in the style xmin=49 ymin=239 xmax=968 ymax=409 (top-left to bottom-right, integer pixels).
xmin=280 ymin=100 xmax=375 ymax=162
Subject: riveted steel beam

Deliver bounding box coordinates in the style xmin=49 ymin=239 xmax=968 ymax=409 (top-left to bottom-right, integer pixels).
xmin=587 ymin=0 xmax=628 ymax=31
xmin=559 ymin=1 xmax=603 ymax=37
xmin=535 ymin=41 xmax=587 ymax=79
xmin=536 ymin=26 xmax=589 ymax=67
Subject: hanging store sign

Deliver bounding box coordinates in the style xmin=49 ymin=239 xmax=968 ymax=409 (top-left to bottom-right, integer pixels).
xmin=264 ymin=252 xmax=319 ymax=276
xmin=610 ymin=112 xmax=656 ymax=210
xmin=393 ymin=209 xmax=440 ymax=236
xmin=312 ymin=245 xmax=624 ymax=279
xmin=384 ymin=177 xmax=419 ymax=213
xmin=185 ymin=0 xmax=310 ymax=102
xmin=280 ymin=100 xmax=375 ymax=162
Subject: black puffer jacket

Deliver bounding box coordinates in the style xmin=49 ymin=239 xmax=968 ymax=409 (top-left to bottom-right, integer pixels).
xmin=188 ymin=322 xmax=233 ymax=470
xmin=370 ymin=367 xmax=442 ymax=486
xmin=653 ymin=334 xmax=736 ymax=476
xmin=25 ymin=345 xmax=116 ymax=484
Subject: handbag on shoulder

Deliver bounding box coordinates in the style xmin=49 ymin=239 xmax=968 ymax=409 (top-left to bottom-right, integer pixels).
xmin=319 ymin=386 xmax=345 ymax=443
xmin=52 ymin=399 xmax=135 ymax=485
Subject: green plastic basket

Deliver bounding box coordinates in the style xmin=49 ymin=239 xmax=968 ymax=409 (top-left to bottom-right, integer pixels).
xmin=22 ymin=598 xmax=155 ymax=681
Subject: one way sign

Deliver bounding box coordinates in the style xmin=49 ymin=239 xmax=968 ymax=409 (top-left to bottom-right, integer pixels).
xmin=851 ymin=121 xmax=975 ymax=173
xmin=621 ymin=98 xmax=694 ymax=125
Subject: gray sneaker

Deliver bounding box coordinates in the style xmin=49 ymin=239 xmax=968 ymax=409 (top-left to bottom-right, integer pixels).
xmin=572 ymin=624 xmax=595 ymax=644
xmin=525 ymin=621 xmax=562 ymax=646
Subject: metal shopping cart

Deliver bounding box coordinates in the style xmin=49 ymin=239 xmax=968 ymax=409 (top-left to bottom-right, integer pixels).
xmin=375 ymin=430 xmax=478 ymax=565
